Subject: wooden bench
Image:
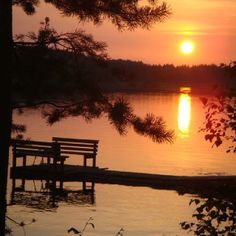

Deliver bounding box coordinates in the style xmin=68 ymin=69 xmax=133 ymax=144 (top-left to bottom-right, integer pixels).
xmin=52 ymin=137 xmax=99 ymax=167
xmin=11 ymin=139 xmax=67 ymax=168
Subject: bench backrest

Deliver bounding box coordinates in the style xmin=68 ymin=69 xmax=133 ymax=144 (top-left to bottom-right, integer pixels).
xmin=52 ymin=137 xmax=99 ymax=156
xmin=11 ymin=139 xmax=57 ymax=158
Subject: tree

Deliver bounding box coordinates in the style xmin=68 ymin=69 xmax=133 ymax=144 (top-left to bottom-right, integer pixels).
xmin=0 ymin=0 xmax=13 ymax=235
xmin=200 ymin=62 xmax=236 ymax=153
xmin=0 ymin=1 xmax=171 ymax=234
xmin=13 ymin=17 xmax=174 ymax=142
xmin=201 ymin=95 xmax=236 ymax=153
xmin=180 ymin=197 xmax=236 ymax=235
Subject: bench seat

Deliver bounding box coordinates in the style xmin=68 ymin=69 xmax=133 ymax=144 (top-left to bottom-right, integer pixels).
xmin=11 ymin=139 xmax=68 ymax=167
xmin=52 ymin=137 xmax=99 ymax=167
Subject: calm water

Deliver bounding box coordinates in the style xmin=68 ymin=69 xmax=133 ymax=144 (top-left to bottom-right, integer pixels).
xmin=7 ymin=92 xmax=236 ymax=235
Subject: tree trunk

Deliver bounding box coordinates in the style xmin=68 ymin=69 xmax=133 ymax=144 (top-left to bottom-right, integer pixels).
xmin=0 ymin=0 xmax=13 ymax=235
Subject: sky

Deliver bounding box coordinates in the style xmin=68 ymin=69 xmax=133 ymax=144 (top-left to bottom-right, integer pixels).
xmin=13 ymin=0 xmax=236 ymax=66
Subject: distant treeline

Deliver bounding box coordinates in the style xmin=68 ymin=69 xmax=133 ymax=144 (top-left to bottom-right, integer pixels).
xmin=13 ymin=46 xmax=236 ymax=104
xmin=95 ymin=59 xmax=236 ymax=94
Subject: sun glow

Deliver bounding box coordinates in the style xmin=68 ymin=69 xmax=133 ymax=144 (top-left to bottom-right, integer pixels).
xmin=180 ymin=41 xmax=194 ymax=54
xmin=178 ymin=92 xmax=191 ymax=136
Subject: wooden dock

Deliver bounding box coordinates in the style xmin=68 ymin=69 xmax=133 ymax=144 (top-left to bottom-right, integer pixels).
xmin=10 ymin=138 xmax=236 ymax=198
xmin=10 ymin=164 xmax=236 ymax=197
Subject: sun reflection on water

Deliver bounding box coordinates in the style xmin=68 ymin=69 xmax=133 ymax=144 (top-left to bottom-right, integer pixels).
xmin=178 ymin=92 xmax=191 ymax=136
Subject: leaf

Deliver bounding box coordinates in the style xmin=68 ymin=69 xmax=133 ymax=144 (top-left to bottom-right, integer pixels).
xmin=200 ymin=97 xmax=208 ymax=106
xmin=217 ymin=213 xmax=227 ymax=222
xmin=189 ymin=199 xmax=194 ymax=206
xmin=117 ymin=233 xmax=123 ymax=236
xmin=180 ymin=222 xmax=191 ymax=230
xmin=196 ymin=206 xmax=204 ymax=213
xmin=89 ymin=222 xmax=95 ymax=229
xmin=67 ymin=227 xmax=81 ymax=234
xmin=206 ymin=121 xmax=212 ymax=129
xmin=215 ymin=137 xmax=223 ymax=147
xmin=227 ymin=105 xmax=234 ymax=113
xmin=220 ymin=118 xmax=226 ymax=123
xmin=194 ymin=199 xmax=200 ymax=205
xmin=193 ymin=213 xmax=205 ymax=220
xmin=210 ymin=210 xmax=217 ymax=219
xmin=205 ymin=134 xmax=214 ymax=142
xmin=116 ymin=227 xmax=125 ymax=236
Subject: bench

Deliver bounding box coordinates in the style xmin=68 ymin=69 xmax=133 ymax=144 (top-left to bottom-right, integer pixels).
xmin=52 ymin=137 xmax=99 ymax=167
xmin=11 ymin=139 xmax=67 ymax=168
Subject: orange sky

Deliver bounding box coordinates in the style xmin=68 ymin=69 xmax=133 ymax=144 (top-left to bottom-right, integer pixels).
xmin=13 ymin=0 xmax=236 ymax=66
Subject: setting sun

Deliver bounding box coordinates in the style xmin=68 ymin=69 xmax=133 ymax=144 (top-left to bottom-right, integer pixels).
xmin=180 ymin=41 xmax=194 ymax=55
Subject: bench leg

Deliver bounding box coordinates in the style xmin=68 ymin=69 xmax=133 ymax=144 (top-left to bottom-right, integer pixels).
xmin=21 ymin=155 xmax=26 ymax=190
xmin=93 ymin=157 xmax=96 ymax=167
xmin=59 ymin=181 xmax=63 ymax=189
xmin=82 ymin=181 xmax=95 ymax=193
xmin=84 ymin=155 xmax=96 ymax=167
xmin=60 ymin=159 xmax=64 ymax=188
xmin=91 ymin=181 xmax=95 ymax=191
xmin=12 ymin=154 xmax=16 ymax=170
xmin=61 ymin=159 xmax=65 ymax=168
xmin=50 ymin=180 xmax=57 ymax=208
xmin=12 ymin=154 xmax=17 ymax=192
xmin=11 ymin=177 xmax=16 ymax=200
xmin=83 ymin=156 xmax=87 ymax=167
xmin=82 ymin=181 xmax=86 ymax=192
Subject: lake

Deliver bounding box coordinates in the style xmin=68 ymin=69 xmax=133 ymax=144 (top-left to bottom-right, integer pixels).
xmin=7 ymin=92 xmax=236 ymax=235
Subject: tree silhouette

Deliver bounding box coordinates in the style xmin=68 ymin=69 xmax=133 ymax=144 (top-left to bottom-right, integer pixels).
xmin=0 ymin=1 xmax=13 ymax=235
xmin=200 ymin=62 xmax=236 ymax=153
xmin=13 ymin=18 xmax=174 ymax=142
xmin=0 ymin=1 xmax=171 ymax=234
xmin=181 ymin=62 xmax=236 ymax=236
xmin=14 ymin=0 xmax=170 ymax=29
xmin=180 ymin=197 xmax=236 ymax=235
xmin=200 ymin=95 xmax=236 ymax=153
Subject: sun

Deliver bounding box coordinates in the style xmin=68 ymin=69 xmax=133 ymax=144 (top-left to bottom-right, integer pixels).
xmin=180 ymin=41 xmax=194 ymax=55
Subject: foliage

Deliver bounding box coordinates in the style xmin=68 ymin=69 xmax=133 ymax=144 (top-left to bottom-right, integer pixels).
xmin=6 ymin=216 xmax=36 ymax=236
xmin=30 ymin=57 xmax=234 ymax=94
xmin=2 ymin=1 xmax=172 ymax=235
xmin=200 ymin=92 xmax=236 ymax=153
xmin=115 ymin=228 xmax=125 ymax=236
xmin=132 ymin=113 xmax=173 ymax=143
xmin=13 ymin=0 xmax=39 ymax=15
xmin=180 ymin=197 xmax=236 ymax=235
xmin=14 ymin=0 xmax=171 ymax=30
xmin=11 ymin=123 xmax=26 ymax=140
xmin=67 ymin=217 xmax=125 ymax=236
xmin=68 ymin=217 xmax=95 ymax=235
xmin=16 ymin=16 xmax=108 ymax=60
xmin=13 ymin=18 xmax=107 ymax=102
xmin=219 ymin=61 xmax=236 ymax=81
xmin=200 ymin=61 xmax=236 ymax=153
xmin=12 ymin=19 xmax=174 ymax=144
xmin=101 ymin=60 xmax=235 ymax=93
xmin=39 ymin=93 xmax=174 ymax=143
